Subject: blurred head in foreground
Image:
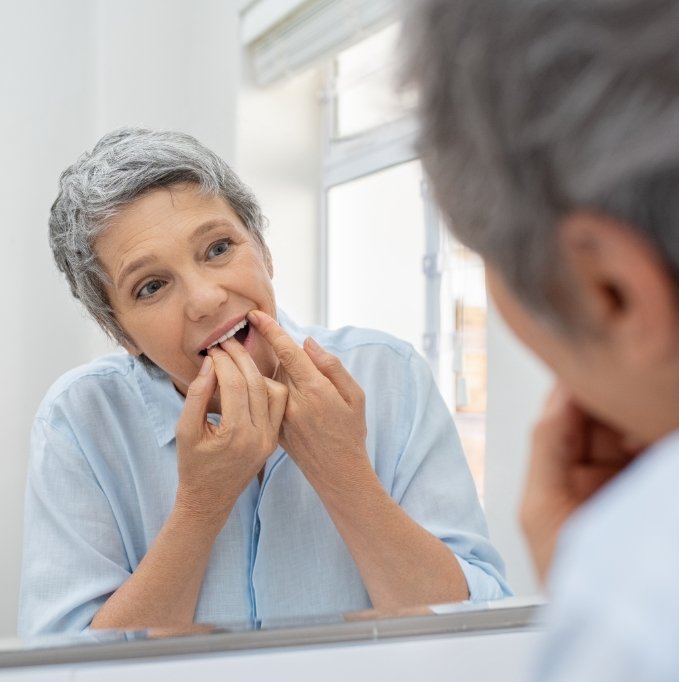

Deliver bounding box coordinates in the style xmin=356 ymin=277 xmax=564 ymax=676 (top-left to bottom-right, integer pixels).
xmin=403 ymin=0 xmax=679 ymax=446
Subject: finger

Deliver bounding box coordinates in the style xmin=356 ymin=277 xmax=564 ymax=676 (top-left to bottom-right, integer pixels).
xmin=247 ymin=310 xmax=316 ymax=386
xmin=303 ymin=336 xmax=362 ymax=408
xmin=528 ymin=383 xmax=587 ymax=485
xmin=208 ymin=345 xmax=250 ymax=423
xmin=532 ymin=385 xmax=584 ymax=457
xmin=264 ymin=377 xmax=288 ymax=429
xmin=219 ymin=337 xmax=269 ymax=426
xmin=586 ymin=420 xmax=639 ymax=466
xmin=572 ymin=462 xmax=626 ymax=498
xmin=176 ymin=356 xmax=217 ymax=442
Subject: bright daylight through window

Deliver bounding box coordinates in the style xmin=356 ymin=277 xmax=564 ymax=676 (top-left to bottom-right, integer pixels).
xmin=323 ymin=22 xmax=489 ymax=498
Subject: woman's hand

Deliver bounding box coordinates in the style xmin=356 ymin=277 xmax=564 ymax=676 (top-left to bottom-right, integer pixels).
xmin=246 ymin=310 xmax=369 ymax=491
xmin=174 ymin=337 xmax=288 ymax=527
xmin=92 ymin=339 xmax=288 ymax=631
xmin=246 ymin=309 xmax=470 ymax=609
xmin=520 ymin=383 xmax=640 ymax=584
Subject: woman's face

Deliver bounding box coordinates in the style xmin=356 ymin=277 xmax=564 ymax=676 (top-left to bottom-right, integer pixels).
xmin=95 ymin=183 xmax=278 ymax=401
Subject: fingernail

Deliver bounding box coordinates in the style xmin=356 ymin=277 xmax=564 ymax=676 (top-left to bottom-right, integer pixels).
xmin=199 ymin=355 xmax=213 ymax=376
xmin=247 ymin=310 xmax=260 ymax=324
xmin=305 ymin=336 xmax=321 ymax=353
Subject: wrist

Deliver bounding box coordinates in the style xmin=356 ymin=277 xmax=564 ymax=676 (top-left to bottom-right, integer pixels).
xmin=172 ymin=489 xmax=234 ymax=537
xmin=310 ymin=454 xmax=381 ymax=506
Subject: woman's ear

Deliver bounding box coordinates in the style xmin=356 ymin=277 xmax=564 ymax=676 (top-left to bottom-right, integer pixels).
xmin=558 ymin=211 xmax=679 ymax=367
xmin=261 ymin=242 xmax=274 ymax=278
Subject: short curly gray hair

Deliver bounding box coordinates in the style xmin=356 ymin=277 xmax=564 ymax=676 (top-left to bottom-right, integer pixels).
xmin=402 ymin=0 xmax=679 ymax=330
xmin=49 ymin=127 xmax=268 ymax=348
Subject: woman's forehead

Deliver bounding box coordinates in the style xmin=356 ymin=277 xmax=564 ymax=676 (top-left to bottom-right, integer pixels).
xmin=101 ymin=186 xmax=245 ymax=243
xmin=95 ymin=186 xmax=251 ymax=283
xmin=119 ymin=185 xmax=242 ymax=226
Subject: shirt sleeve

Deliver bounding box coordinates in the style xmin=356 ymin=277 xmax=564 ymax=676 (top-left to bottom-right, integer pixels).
xmin=531 ymin=455 xmax=679 ymax=682
xmin=389 ymin=348 xmax=511 ymax=601
xmin=18 ymin=416 xmax=132 ymax=636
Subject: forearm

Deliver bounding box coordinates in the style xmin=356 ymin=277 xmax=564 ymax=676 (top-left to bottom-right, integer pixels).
xmin=90 ymin=505 xmax=226 ymax=630
xmin=313 ymin=460 xmax=469 ymax=610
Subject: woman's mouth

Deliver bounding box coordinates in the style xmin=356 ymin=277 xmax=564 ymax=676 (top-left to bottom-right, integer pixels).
xmin=199 ymin=320 xmax=250 ymax=356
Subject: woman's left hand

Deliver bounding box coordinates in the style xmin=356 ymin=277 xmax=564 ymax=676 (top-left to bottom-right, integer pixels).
xmin=247 ymin=309 xmax=471 ymax=609
xmin=246 ymin=310 xmax=369 ymax=490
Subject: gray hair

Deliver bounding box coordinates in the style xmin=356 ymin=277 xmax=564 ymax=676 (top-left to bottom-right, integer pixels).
xmin=49 ymin=127 xmax=268 ymax=348
xmin=402 ymin=0 xmax=679 ymax=328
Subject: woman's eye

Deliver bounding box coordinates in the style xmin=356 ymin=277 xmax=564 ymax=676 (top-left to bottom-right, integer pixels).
xmin=207 ymin=239 xmax=232 ymax=259
xmin=137 ymin=279 xmax=163 ymax=299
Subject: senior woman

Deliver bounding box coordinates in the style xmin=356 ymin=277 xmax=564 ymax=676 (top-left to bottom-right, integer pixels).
xmin=18 ymin=128 xmax=508 ymax=635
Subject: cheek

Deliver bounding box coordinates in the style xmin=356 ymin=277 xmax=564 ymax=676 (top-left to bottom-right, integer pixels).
xmin=117 ymin=307 xmax=181 ymax=360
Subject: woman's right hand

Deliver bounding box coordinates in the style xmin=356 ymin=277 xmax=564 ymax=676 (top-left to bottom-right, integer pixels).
xmin=174 ymin=337 xmax=288 ymax=528
xmin=91 ymin=340 xmax=287 ymax=631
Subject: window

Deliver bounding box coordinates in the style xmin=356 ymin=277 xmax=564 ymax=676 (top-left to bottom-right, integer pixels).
xmin=240 ymin=4 xmax=489 ymax=499
xmin=322 ymin=25 xmax=488 ymax=498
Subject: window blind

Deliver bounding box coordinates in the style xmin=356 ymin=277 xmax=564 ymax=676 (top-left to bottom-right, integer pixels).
xmin=241 ymin=0 xmax=397 ymax=85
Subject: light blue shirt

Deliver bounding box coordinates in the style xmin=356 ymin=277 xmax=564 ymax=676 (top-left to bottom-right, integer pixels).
xmin=533 ymin=428 xmax=679 ymax=681
xmin=19 ymin=312 xmax=509 ymax=636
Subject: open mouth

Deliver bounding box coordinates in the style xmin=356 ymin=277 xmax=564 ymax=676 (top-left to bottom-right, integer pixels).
xmin=199 ymin=320 xmax=250 ymax=356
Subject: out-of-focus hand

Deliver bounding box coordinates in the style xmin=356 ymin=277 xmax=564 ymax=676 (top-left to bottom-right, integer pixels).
xmin=174 ymin=338 xmax=288 ymax=527
xmin=520 ymin=383 xmax=640 ymax=584
xmin=247 ymin=310 xmax=369 ymax=491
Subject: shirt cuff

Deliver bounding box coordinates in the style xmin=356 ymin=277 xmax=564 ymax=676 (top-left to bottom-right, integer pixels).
xmin=455 ymin=554 xmax=513 ymax=601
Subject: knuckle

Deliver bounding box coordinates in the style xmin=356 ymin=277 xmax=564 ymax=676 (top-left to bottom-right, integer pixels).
xmin=262 ymin=433 xmax=277 ymax=454
xmin=185 ymin=373 xmax=209 ymax=396
xmin=285 ymin=399 xmax=303 ymax=420
xmin=272 ymin=383 xmax=289 ymax=403
xmin=175 ymin=422 xmax=191 ymax=444
xmin=266 ymin=378 xmax=288 ymax=397
xmin=249 ymin=375 xmax=267 ymax=394
xmin=321 ymin=353 xmax=341 ymax=371
xmin=532 ymin=417 xmax=550 ymax=441
xmin=276 ymin=346 xmax=298 ymax=368
xmin=228 ymin=373 xmax=247 ymax=392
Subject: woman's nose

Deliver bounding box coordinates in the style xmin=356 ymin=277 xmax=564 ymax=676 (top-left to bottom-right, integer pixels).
xmin=184 ymin=275 xmax=228 ymax=321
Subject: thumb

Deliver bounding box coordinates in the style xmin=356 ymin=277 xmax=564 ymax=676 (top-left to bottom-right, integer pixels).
xmin=176 ymin=356 xmax=217 ymax=443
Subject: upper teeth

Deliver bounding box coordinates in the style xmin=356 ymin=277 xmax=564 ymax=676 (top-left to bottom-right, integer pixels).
xmin=207 ymin=319 xmax=247 ymax=350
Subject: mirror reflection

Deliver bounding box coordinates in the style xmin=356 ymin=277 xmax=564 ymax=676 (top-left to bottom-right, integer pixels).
xmin=0 ymin=0 xmax=545 ymax=643
xmin=19 ymin=128 xmax=508 ymax=635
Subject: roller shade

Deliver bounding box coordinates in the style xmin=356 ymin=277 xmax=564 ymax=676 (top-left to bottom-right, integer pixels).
xmin=241 ymin=0 xmax=397 ymax=85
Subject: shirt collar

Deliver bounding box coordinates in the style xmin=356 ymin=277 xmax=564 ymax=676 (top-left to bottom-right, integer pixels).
xmin=133 ymin=359 xmax=184 ymax=448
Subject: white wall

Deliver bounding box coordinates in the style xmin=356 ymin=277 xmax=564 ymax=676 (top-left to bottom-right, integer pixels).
xmin=0 ymin=0 xmax=240 ymax=637
xmin=485 ymin=304 xmax=552 ymax=596
xmin=235 ymin=65 xmax=322 ymax=325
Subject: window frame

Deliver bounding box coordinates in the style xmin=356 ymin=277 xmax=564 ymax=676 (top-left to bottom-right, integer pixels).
xmin=319 ymin=63 xmax=445 ymax=378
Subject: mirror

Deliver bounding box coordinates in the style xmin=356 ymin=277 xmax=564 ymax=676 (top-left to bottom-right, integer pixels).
xmin=0 ymin=599 xmax=544 ymax=680
xmin=0 ymin=0 xmax=546 ymax=643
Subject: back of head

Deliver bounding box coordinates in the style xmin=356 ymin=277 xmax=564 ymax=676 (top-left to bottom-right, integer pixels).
xmin=49 ymin=127 xmax=266 ymax=347
xmin=402 ymin=0 xmax=679 ymax=326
